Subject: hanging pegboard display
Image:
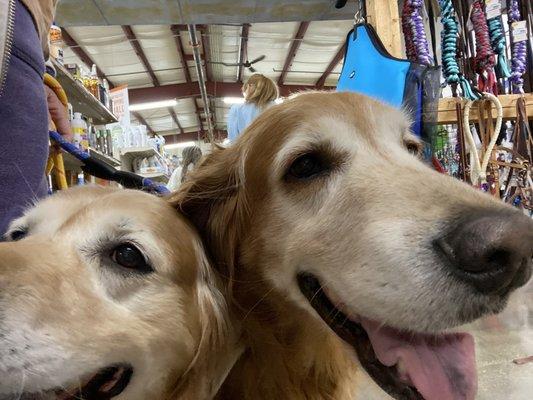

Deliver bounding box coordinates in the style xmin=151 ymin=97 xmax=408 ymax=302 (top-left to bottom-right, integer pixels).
xmin=334 ymin=0 xmax=531 ymax=215
xmin=415 ymin=0 xmax=531 ymax=214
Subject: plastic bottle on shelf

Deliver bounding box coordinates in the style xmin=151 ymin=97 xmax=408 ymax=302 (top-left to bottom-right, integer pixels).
xmin=48 ymin=23 xmax=63 ymax=64
xmin=105 ymin=129 xmax=113 ymax=156
xmin=110 ymin=124 xmax=123 ymax=158
xmin=72 ymin=113 xmax=88 ymax=150
xmin=67 ymin=103 xmax=74 ymax=122
xmin=90 ymin=64 xmax=100 ymax=99
xmin=98 ymin=129 xmax=107 ymax=154
xmin=102 ymin=79 xmax=111 ymax=109
xmin=139 ymin=125 xmax=148 ymax=147
xmin=139 ymin=157 xmax=149 ymax=174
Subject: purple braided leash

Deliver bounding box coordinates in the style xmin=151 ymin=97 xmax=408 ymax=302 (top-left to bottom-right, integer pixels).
xmin=507 ymin=0 xmax=527 ymax=93
xmin=402 ymin=0 xmax=433 ymax=65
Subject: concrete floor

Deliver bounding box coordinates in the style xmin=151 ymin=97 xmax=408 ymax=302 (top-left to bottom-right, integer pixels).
xmin=466 ymin=281 xmax=533 ymax=400
xmin=354 ymin=280 xmax=533 ymax=399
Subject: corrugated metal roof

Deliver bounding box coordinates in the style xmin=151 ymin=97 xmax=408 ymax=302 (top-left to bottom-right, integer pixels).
xmin=60 ymin=20 xmax=353 ymax=138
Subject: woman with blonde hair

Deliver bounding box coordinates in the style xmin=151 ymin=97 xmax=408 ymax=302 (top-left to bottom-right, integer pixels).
xmin=227 ymin=74 xmax=279 ymax=141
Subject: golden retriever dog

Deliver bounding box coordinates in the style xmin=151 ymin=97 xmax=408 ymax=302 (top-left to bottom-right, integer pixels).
xmin=172 ymin=92 xmax=533 ymax=400
xmin=0 ymin=186 xmax=239 ymax=400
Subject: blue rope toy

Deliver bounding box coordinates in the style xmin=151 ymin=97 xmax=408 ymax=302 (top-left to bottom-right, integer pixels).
xmin=49 ymin=131 xmax=170 ymax=195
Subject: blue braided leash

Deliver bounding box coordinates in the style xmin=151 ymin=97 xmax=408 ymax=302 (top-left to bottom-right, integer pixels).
xmin=487 ymin=16 xmax=511 ymax=79
xmin=438 ymin=0 xmax=480 ymax=100
xmin=49 ymin=131 xmax=170 ymax=195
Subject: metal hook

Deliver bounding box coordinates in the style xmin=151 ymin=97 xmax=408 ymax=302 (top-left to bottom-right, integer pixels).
xmin=354 ymin=0 xmax=365 ymax=25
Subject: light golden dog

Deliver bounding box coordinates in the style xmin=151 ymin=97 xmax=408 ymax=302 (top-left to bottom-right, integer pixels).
xmin=0 ymin=186 xmax=238 ymax=400
xmin=172 ymin=92 xmax=533 ymax=400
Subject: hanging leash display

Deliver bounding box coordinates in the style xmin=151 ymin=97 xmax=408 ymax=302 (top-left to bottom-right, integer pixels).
xmin=470 ymin=0 xmax=498 ymax=94
xmin=507 ymin=0 xmax=527 ymax=94
xmin=49 ymin=131 xmax=170 ymax=195
xmin=485 ymin=1 xmax=511 ymax=80
xmin=437 ymin=0 xmax=482 ymax=181
xmin=462 ymin=92 xmax=503 ymax=188
xmin=438 ymin=0 xmax=479 ymax=100
xmin=401 ymin=0 xmax=433 ymax=66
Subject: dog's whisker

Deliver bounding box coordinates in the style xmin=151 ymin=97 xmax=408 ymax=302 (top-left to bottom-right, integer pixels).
xmin=242 ymin=287 xmax=276 ymax=322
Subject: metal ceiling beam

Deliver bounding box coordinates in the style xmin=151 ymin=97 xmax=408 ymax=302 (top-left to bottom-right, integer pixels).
xmin=168 ymin=24 xmax=207 ymax=32
xmin=170 ymin=25 xmax=192 ymax=83
xmin=131 ymin=112 xmax=154 ymax=135
xmin=129 ymin=81 xmax=317 ymax=104
xmin=170 ymin=24 xmax=204 ymax=130
xmin=200 ymin=27 xmax=213 ymax=82
xmin=278 ymin=21 xmax=310 ymax=85
xmin=121 ymin=25 xmax=159 ymax=134
xmin=62 ymin=28 xmax=114 ymax=88
xmin=168 ymin=108 xmax=184 ymax=134
xmin=164 ymin=130 xmax=228 ymax=144
xmin=316 ymin=43 xmax=346 ymax=88
xmin=237 ymin=24 xmax=250 ymax=83
xmin=122 ymin=25 xmax=160 ymax=87
xmin=188 ymin=24 xmax=214 ymax=140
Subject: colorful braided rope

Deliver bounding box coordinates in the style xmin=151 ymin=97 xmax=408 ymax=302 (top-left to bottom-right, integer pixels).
xmin=507 ymin=0 xmax=527 ymax=93
xmin=401 ymin=0 xmax=433 ymax=65
xmin=487 ymin=13 xmax=511 ymax=79
xmin=471 ymin=0 xmax=497 ymax=94
xmin=438 ymin=0 xmax=479 ymax=100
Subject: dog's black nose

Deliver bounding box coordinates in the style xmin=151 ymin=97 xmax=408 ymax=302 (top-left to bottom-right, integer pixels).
xmin=437 ymin=210 xmax=533 ymax=294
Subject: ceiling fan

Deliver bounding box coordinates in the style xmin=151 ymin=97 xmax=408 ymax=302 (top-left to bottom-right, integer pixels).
xmin=211 ymin=55 xmax=266 ymax=73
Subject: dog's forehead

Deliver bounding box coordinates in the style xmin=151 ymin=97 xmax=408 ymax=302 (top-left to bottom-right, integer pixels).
xmin=243 ymin=92 xmax=410 ymax=174
xmin=24 ymin=187 xmax=188 ymax=240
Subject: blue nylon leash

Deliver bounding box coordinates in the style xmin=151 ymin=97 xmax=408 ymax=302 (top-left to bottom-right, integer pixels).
xmin=49 ymin=131 xmax=170 ymax=195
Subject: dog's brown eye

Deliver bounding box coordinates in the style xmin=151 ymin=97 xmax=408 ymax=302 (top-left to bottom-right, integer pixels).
xmin=111 ymin=244 xmax=152 ymax=273
xmin=10 ymin=228 xmax=27 ymax=241
xmin=405 ymin=142 xmax=421 ymax=156
xmin=287 ymin=153 xmax=327 ymax=180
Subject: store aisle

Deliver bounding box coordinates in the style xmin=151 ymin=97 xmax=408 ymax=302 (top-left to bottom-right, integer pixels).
xmin=468 ymin=281 xmax=533 ymax=400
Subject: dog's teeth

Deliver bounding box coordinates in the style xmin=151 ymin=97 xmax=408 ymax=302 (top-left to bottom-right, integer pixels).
xmin=396 ymin=360 xmax=411 ymax=383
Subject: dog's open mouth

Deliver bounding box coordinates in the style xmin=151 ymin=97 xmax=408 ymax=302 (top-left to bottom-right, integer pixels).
xmin=8 ymin=364 xmax=133 ymax=400
xmin=297 ymin=273 xmax=477 ymax=400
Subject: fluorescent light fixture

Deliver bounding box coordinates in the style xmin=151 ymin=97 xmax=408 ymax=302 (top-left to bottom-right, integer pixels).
xmin=130 ymin=99 xmax=177 ymax=112
xmin=223 ymin=97 xmax=245 ymax=104
xmin=164 ymin=141 xmax=196 ymax=150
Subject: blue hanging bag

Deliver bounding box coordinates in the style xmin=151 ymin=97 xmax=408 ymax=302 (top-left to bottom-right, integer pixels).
xmin=337 ymin=24 xmax=440 ymax=141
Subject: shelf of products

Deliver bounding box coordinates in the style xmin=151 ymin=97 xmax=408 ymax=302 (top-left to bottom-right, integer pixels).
xmin=60 ymin=149 xmax=82 ymax=171
xmin=58 ymin=146 xmax=121 ymax=172
xmin=89 ymin=148 xmax=121 ymax=167
xmin=52 ymin=60 xmax=117 ymax=125
xmin=438 ymin=93 xmax=533 ymax=124
xmin=139 ymin=172 xmax=169 ymax=182
xmin=119 ymin=146 xmax=161 ymax=160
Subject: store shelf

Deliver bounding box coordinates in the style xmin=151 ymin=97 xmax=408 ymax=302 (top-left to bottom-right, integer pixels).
xmin=89 ymin=148 xmax=121 ymax=167
xmin=52 ymin=60 xmax=118 ymax=125
xmin=438 ymin=93 xmax=533 ymax=124
xmin=60 ymin=149 xmax=82 ymax=171
xmin=119 ymin=146 xmax=160 ymax=159
xmin=57 ymin=147 xmax=120 ymax=171
xmin=139 ymin=172 xmax=168 ymax=181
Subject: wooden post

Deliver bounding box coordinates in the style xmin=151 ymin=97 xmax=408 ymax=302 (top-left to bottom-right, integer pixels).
xmin=365 ymin=0 xmax=403 ymax=58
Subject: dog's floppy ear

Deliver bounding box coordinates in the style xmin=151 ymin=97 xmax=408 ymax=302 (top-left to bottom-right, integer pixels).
xmin=171 ymin=239 xmax=242 ymax=400
xmin=169 ymin=145 xmax=248 ymax=280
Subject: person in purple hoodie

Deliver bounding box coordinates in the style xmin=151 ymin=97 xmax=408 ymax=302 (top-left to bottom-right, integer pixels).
xmin=0 ymin=0 xmax=71 ymax=235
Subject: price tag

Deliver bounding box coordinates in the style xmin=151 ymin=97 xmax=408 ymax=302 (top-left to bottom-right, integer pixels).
xmin=485 ymin=0 xmax=501 ymax=19
xmin=511 ymin=21 xmax=527 ymax=42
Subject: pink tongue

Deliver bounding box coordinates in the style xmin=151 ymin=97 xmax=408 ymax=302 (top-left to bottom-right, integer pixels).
xmin=360 ymin=319 xmax=477 ymax=400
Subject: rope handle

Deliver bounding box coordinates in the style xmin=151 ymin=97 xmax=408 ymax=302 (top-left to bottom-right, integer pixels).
xmin=462 ymin=92 xmax=503 ymax=186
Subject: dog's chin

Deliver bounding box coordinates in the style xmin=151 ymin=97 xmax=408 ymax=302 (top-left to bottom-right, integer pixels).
xmin=297 ymin=273 xmax=481 ymax=400
xmin=0 ymin=364 xmax=133 ymax=400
